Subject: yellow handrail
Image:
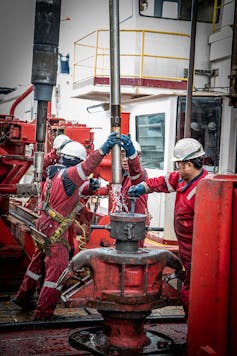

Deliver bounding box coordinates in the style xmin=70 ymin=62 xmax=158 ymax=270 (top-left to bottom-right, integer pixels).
xmin=73 ymin=28 xmax=190 ymax=85
xmin=212 ymin=0 xmax=233 ymax=32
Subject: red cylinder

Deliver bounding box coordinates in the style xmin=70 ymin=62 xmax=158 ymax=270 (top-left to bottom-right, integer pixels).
xmin=103 ymin=314 xmax=147 ymax=349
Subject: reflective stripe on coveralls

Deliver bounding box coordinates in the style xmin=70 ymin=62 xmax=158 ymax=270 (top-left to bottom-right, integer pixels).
xmin=187 ymin=186 xmax=197 ymax=200
xmin=78 ymin=180 xmax=90 ymax=193
xmin=130 ymin=172 xmax=141 ymax=181
xmin=164 ymin=175 xmax=175 ymax=192
xmin=43 ymin=280 xmax=62 ymax=290
xmin=26 ymin=269 xmax=42 ymax=281
xmin=77 ymin=164 xmax=87 ymax=180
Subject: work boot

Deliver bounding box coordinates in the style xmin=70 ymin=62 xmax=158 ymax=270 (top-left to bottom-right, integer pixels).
xmin=12 ymin=297 xmax=36 ymax=311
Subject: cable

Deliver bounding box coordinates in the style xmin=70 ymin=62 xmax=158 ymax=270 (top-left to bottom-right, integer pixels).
xmin=75 ymin=219 xmax=87 ymax=251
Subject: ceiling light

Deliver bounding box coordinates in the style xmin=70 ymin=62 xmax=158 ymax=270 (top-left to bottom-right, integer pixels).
xmin=86 ymin=103 xmax=110 ymax=114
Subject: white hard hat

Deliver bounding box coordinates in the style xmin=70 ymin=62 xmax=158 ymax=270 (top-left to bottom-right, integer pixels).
xmin=133 ymin=140 xmax=141 ymax=154
xmin=53 ymin=134 xmax=70 ymax=150
xmin=191 ymin=122 xmax=200 ymax=132
xmin=208 ymin=121 xmax=217 ymax=131
xmin=171 ymin=138 xmax=205 ymax=162
xmin=60 ymin=141 xmax=87 ymax=161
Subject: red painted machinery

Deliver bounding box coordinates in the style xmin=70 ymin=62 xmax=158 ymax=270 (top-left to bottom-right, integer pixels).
xmin=57 ymin=212 xmax=183 ymax=355
xmin=1 ymin=1 xmax=236 ymax=355
xmin=0 ymin=84 xmax=132 ymax=288
xmin=187 ymin=174 xmax=237 ymax=356
xmin=0 ymin=86 xmax=108 ymax=289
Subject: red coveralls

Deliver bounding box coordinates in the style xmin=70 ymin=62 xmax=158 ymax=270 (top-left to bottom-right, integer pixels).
xmin=110 ymin=155 xmax=149 ymax=216
xmin=23 ymin=150 xmax=60 ymax=211
xmin=42 ymin=149 xmax=59 ymax=181
xmin=145 ymin=168 xmax=208 ymax=315
xmin=111 ymin=155 xmax=149 ymax=247
xmin=16 ymin=150 xmax=104 ymax=319
xmin=42 ymin=149 xmax=89 ymax=254
xmin=121 ymin=155 xmax=149 ymax=217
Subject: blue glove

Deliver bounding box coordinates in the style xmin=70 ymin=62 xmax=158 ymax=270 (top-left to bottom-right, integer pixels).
xmin=128 ymin=183 xmax=146 ymax=197
xmin=89 ymin=178 xmax=101 ymax=191
xmin=120 ymin=134 xmax=136 ymax=157
xmin=100 ymin=132 xmax=120 ymax=155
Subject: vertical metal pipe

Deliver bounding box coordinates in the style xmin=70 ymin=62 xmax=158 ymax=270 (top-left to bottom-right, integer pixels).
xmin=32 ymin=0 xmax=61 ymax=103
xmin=109 ymin=0 xmax=122 ymax=184
xmin=35 ymin=100 xmax=48 ymax=149
xmin=229 ymin=0 xmax=237 ymax=108
xmin=184 ymin=0 xmax=198 ymax=138
xmin=31 ymin=0 xmax=61 ymax=182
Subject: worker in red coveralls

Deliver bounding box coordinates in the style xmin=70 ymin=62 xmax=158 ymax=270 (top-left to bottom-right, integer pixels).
xmin=42 ymin=134 xmax=71 ymax=182
xmin=128 ymin=138 xmax=208 ymax=319
xmin=43 ymin=134 xmax=100 ymax=256
xmin=99 ymin=135 xmax=149 ymax=248
xmin=44 ymin=134 xmax=76 ymax=255
xmin=118 ymin=135 xmax=150 ymax=247
xmin=13 ymin=133 xmax=120 ymax=321
xmin=23 ymin=134 xmax=71 ymax=212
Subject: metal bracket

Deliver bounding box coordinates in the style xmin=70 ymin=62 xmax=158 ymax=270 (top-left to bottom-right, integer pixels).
xmin=184 ymin=68 xmax=219 ymax=78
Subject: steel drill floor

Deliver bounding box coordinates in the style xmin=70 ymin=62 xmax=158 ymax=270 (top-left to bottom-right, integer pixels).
xmin=0 ymin=293 xmax=187 ymax=355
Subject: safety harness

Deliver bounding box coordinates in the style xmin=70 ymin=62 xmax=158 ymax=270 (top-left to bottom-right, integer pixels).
xmin=31 ymin=168 xmax=84 ymax=256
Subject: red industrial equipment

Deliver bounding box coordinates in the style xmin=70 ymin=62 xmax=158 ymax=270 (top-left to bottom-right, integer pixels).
xmin=1 ymin=1 xmax=237 ymax=354
xmin=0 ymin=87 xmax=38 ymax=288
xmin=57 ymin=212 xmax=183 ymax=355
xmin=0 ymin=86 xmax=109 ymax=289
xmin=0 ymin=83 xmax=136 ymax=289
xmin=0 ymin=4 xmax=183 ymax=352
xmin=187 ymin=174 xmax=237 ymax=356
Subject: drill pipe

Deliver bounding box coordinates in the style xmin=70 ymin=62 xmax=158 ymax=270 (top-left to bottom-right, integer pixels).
xmin=109 ymin=0 xmax=122 ymax=184
xmin=31 ymin=0 xmax=61 ymax=181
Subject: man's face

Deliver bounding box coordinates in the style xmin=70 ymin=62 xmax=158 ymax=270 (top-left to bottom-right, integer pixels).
xmin=175 ymin=161 xmax=192 ymax=181
xmin=121 ymin=150 xmax=128 ymax=171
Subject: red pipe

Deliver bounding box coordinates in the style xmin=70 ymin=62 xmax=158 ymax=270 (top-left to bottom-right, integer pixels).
xmin=9 ymin=85 xmax=34 ymax=117
xmin=0 ymin=184 xmax=17 ymax=194
xmin=47 ymin=101 xmax=52 ymax=119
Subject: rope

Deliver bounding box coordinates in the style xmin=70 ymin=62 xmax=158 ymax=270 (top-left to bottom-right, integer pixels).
xmin=75 ymin=219 xmax=87 ymax=251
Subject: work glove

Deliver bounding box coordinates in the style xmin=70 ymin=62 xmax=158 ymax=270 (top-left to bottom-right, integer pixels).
xmin=100 ymin=132 xmax=120 ymax=155
xmin=89 ymin=178 xmax=101 ymax=191
xmin=128 ymin=183 xmax=146 ymax=197
xmin=120 ymin=134 xmax=136 ymax=157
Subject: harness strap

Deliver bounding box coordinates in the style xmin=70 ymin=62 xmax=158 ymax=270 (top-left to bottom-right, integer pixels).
xmin=42 ymin=173 xmax=84 ymax=225
xmin=49 ymin=201 xmax=85 ymax=244
xmin=43 ymin=205 xmax=66 ymax=223
xmin=31 ymin=199 xmax=85 ymax=255
xmin=30 ymin=225 xmax=72 ymax=255
xmin=30 ymin=226 xmax=52 ymax=256
xmin=38 ymin=169 xmax=85 ymax=254
xmin=42 ymin=179 xmax=52 ymax=207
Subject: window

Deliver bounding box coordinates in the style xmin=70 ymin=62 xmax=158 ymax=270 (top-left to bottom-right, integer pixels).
xmin=177 ymin=96 xmax=222 ymax=172
xmin=136 ymin=113 xmax=165 ymax=169
xmin=139 ymin=0 xmax=221 ymax=23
